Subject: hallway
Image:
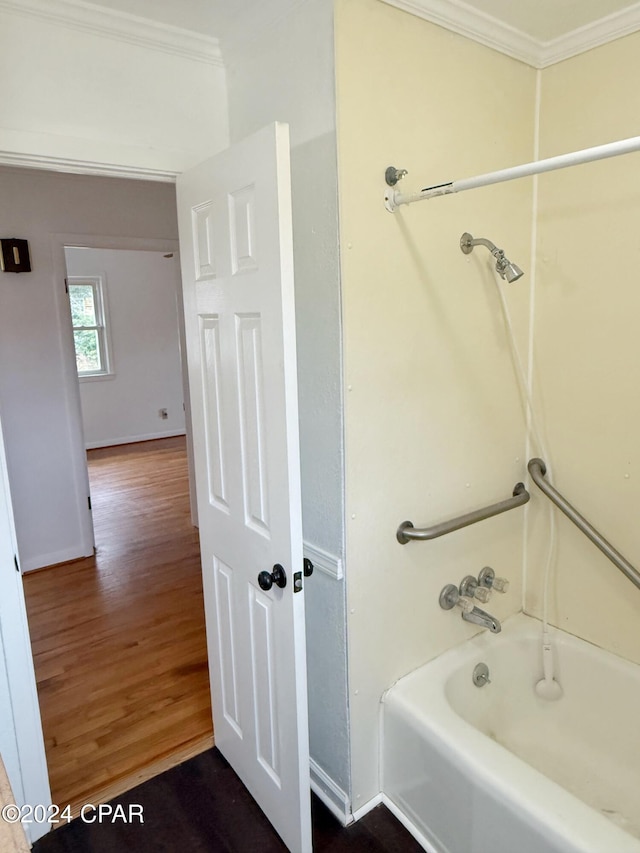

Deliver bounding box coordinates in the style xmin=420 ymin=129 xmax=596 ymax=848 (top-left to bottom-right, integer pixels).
xmin=23 ymin=437 xmax=213 ymax=815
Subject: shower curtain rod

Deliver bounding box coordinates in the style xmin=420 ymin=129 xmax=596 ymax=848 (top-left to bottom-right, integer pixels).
xmin=384 ymin=134 xmax=640 ymax=211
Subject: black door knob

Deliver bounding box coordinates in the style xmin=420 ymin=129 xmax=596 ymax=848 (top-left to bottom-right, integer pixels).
xmin=258 ymin=563 xmax=287 ymax=591
xmin=303 ymin=558 xmax=314 ymax=577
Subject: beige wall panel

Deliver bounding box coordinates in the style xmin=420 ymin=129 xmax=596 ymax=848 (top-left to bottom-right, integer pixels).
xmin=335 ymin=0 xmax=536 ymax=805
xmin=528 ymin=32 xmax=640 ymax=662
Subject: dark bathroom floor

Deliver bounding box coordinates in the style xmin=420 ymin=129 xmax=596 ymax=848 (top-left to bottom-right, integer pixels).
xmin=32 ymin=747 xmax=424 ymax=852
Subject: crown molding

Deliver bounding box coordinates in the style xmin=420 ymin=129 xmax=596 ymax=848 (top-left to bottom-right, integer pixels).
xmin=538 ymin=1 xmax=640 ymax=67
xmin=382 ymin=0 xmax=640 ymax=68
xmin=382 ymin=0 xmax=540 ymax=66
xmin=0 ymin=0 xmax=223 ymax=67
xmin=4 ymin=0 xmax=639 ymax=72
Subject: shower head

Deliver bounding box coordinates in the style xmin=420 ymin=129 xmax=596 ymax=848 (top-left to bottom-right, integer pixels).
xmin=499 ymin=258 xmax=524 ymax=284
xmin=460 ymin=232 xmax=524 ymax=283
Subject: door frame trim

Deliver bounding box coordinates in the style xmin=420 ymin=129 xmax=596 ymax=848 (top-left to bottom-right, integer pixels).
xmin=0 ymin=151 xmax=194 ymax=843
xmin=0 ymin=151 xmax=178 ymax=183
xmin=45 ymin=233 xmax=186 ymax=572
xmin=7 ymin=223 xmax=192 ymax=837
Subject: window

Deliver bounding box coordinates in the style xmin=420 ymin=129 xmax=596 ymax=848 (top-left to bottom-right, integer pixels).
xmin=68 ymin=276 xmax=112 ymax=377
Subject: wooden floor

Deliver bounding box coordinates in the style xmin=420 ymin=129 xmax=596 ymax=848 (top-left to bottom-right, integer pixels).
xmin=23 ymin=437 xmax=213 ymax=816
xmin=32 ymin=747 xmax=424 ymax=852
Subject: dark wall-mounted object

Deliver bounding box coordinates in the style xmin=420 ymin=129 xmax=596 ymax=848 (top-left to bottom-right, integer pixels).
xmin=1 ymin=239 xmax=31 ymax=273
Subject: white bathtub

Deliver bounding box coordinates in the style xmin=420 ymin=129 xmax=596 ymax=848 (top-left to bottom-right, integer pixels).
xmin=382 ymin=613 xmax=640 ymax=853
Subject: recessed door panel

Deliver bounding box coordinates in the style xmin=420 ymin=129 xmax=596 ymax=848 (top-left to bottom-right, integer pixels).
xmin=249 ymin=585 xmax=280 ymax=786
xmin=236 ymin=314 xmax=270 ymax=537
xmin=200 ymin=315 xmax=228 ymax=511
xmin=213 ymin=557 xmax=242 ymax=738
xmin=192 ymin=201 xmax=216 ymax=280
xmin=229 ymin=185 xmax=258 ymax=275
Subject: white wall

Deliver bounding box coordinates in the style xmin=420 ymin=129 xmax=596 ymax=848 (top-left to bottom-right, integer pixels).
xmin=65 ymin=248 xmax=186 ymax=447
xmin=0 ymin=0 xmax=228 ymax=176
xmin=224 ymin=0 xmax=350 ymax=809
xmin=0 ymin=166 xmax=179 ymax=572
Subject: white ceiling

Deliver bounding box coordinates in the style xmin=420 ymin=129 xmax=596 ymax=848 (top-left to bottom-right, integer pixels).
xmin=83 ymin=0 xmax=267 ymax=39
xmin=457 ymin=0 xmax=640 ymax=42
xmin=84 ymin=0 xmax=220 ymax=36
xmin=88 ymin=0 xmax=640 ymax=43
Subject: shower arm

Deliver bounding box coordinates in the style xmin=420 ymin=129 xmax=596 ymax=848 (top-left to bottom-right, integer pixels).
xmin=397 ymin=481 xmax=530 ymax=544
xmin=464 ymin=236 xmax=498 ymax=253
xmin=528 ymin=458 xmax=640 ymax=591
xmin=460 ymin=233 xmax=504 ymax=260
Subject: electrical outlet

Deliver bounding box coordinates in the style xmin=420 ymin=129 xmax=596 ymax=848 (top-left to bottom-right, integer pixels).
xmin=159 ymin=408 xmax=168 ymax=420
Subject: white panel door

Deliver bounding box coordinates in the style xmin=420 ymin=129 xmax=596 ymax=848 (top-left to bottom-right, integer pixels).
xmin=177 ymin=123 xmax=312 ymax=852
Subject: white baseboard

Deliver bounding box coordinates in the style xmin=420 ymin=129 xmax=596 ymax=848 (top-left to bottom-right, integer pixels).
xmin=351 ymin=792 xmax=383 ymax=822
xmin=22 ymin=542 xmax=93 ymax=572
xmin=85 ymin=429 xmax=186 ymax=449
xmin=310 ymin=758 xmax=352 ymax=826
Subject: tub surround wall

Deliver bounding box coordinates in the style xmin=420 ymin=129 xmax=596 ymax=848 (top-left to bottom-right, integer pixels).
xmin=528 ymin=32 xmax=640 ymax=663
xmin=335 ymin=0 xmax=536 ymax=807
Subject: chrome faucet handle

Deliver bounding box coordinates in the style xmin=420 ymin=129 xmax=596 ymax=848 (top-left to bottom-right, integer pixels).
xmin=474 ymin=586 xmax=492 ymax=603
xmin=478 ymin=566 xmax=510 ymax=594
xmin=460 ymin=575 xmax=491 ymax=603
xmin=439 ymin=584 xmax=474 ymax=613
xmin=457 ymin=595 xmax=475 ymax=613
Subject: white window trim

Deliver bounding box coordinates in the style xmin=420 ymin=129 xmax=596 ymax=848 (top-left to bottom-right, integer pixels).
xmin=68 ymin=275 xmax=114 ymax=379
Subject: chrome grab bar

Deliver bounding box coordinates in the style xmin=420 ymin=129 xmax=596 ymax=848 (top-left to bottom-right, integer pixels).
xmin=528 ymin=458 xmax=640 ymax=591
xmin=397 ymin=482 xmax=530 ymax=544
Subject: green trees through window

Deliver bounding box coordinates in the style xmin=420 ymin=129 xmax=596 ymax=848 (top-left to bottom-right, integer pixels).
xmin=68 ymin=277 xmax=110 ymax=376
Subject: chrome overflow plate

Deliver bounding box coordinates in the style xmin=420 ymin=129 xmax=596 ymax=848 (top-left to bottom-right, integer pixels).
xmin=473 ymin=662 xmax=491 ymax=687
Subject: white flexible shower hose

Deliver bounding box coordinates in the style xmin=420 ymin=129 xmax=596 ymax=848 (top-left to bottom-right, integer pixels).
xmin=492 ymin=279 xmax=563 ymax=700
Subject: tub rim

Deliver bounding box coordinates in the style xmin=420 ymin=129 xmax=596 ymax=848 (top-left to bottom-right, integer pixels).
xmin=382 ymin=612 xmax=640 ymax=853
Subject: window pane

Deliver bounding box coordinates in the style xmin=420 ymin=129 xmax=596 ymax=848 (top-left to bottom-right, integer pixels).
xmin=73 ymin=329 xmax=101 ymax=373
xmin=70 ymin=285 xmax=97 ymax=327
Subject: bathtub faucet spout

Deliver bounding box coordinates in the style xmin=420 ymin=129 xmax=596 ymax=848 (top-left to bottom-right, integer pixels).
xmin=462 ymin=606 xmax=501 ymax=633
